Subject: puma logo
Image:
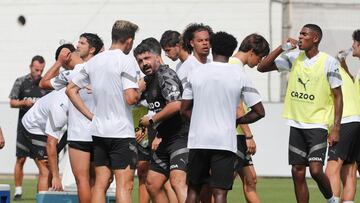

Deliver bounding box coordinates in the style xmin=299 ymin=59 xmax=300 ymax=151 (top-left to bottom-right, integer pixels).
xmin=297 ymin=78 xmax=309 ymax=91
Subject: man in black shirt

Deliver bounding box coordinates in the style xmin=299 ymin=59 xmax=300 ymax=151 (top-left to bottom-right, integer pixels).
xmin=9 ymin=55 xmax=49 ymax=201
xmin=134 ymin=38 xmax=189 ymax=203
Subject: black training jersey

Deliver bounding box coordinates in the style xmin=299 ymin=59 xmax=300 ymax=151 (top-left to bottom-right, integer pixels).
xmin=143 ymin=65 xmax=189 ymax=142
xmin=9 ymin=74 xmax=50 ymax=120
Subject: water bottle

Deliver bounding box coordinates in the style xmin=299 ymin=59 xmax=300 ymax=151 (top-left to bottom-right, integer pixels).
xmin=281 ymin=42 xmax=293 ymax=51
xmin=337 ymin=48 xmax=352 ymax=60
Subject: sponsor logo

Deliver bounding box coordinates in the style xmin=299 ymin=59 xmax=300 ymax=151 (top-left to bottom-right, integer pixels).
xmin=290 ymin=91 xmax=315 ymax=101
xmin=308 ymin=157 xmax=322 ymax=162
xmin=297 ymin=78 xmax=309 ymax=91
xmin=170 ymin=164 xmax=179 ymax=170
xmin=148 ymin=101 xmax=161 ymax=109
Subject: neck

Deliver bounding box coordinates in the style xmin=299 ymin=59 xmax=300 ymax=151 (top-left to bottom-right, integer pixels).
xmin=213 ymin=55 xmax=229 ymax=63
xmin=110 ymin=43 xmax=127 ymax=52
xmin=194 ymin=52 xmax=208 ymax=64
xmin=179 ymin=52 xmax=189 ymax=62
xmin=233 ymin=51 xmax=247 ymax=65
xmin=305 ymin=46 xmax=319 ymax=59
xmin=82 ymin=54 xmax=93 ymax=62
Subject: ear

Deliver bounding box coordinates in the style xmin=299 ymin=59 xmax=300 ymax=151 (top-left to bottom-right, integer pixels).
xmin=313 ymin=33 xmax=320 ymax=44
xmin=190 ymin=40 xmax=195 ymax=48
xmin=89 ymin=47 xmax=96 ymax=55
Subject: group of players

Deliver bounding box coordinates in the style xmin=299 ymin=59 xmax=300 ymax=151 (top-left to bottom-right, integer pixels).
xmin=7 ymin=19 xmax=360 ymax=203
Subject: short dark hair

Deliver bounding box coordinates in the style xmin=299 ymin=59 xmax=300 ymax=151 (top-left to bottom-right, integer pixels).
xmin=112 ymin=20 xmax=139 ymax=43
xmin=182 ymin=23 xmax=213 ymax=53
xmin=141 ymin=37 xmax=162 ymax=55
xmin=238 ymin=33 xmax=270 ymax=57
xmin=30 ymin=55 xmax=45 ymax=66
xmin=304 ymin=24 xmax=323 ymax=42
xmin=133 ymin=38 xmax=161 ymax=57
xmin=160 ymin=30 xmax=180 ymax=49
xmin=80 ymin=33 xmax=104 ymax=55
xmin=210 ymin=31 xmax=238 ymax=58
xmin=55 ymin=43 xmax=76 ymax=60
xmin=353 ymin=29 xmax=360 ymax=42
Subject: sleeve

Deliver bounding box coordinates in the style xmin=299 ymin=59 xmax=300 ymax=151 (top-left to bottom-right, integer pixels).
xmin=48 ymin=99 xmax=68 ymax=130
xmin=182 ymin=71 xmax=194 ymax=100
xmin=274 ymin=51 xmax=300 ymax=72
xmin=45 ymin=108 xmax=67 ymax=140
xmin=241 ymin=76 xmax=262 ymax=108
xmin=326 ymin=57 xmax=342 ymax=89
xmin=72 ymin=66 xmax=90 ymax=89
xmin=9 ymin=77 xmax=23 ymax=99
xmin=158 ymin=70 xmax=182 ymax=102
xmin=121 ymin=57 xmax=139 ymax=90
xmin=50 ymin=70 xmax=72 ymax=90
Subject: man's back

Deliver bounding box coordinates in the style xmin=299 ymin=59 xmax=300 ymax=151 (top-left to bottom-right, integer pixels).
xmin=73 ymin=49 xmax=139 ymax=138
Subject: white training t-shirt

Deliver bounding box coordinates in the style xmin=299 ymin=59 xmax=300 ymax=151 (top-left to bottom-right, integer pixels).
xmin=177 ymin=55 xmax=211 ymax=89
xmin=72 ymin=49 xmax=139 ymax=138
xmin=275 ymin=51 xmax=342 ymax=129
xmin=51 ymin=63 xmax=95 ymax=141
xmin=182 ymin=61 xmax=262 ymax=153
xmin=22 ymin=88 xmax=68 ymax=136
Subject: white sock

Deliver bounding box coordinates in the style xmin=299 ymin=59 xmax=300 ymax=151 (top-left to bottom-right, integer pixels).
xmin=333 ymin=196 xmax=340 ymax=203
xmin=342 ymin=201 xmax=354 ymax=203
xmin=15 ymin=186 xmax=22 ymax=195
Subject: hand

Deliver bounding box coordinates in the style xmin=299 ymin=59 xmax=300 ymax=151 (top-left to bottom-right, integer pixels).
xmin=51 ymin=176 xmax=63 ymax=191
xmin=151 ymin=137 xmax=162 ymax=151
xmin=328 ymin=130 xmax=339 ymax=147
xmin=284 ymin=38 xmax=298 ymax=50
xmin=139 ymin=116 xmax=150 ymax=127
xmin=0 ymin=134 xmax=5 ymax=149
xmin=336 ymin=50 xmax=347 ymax=62
xmin=245 ymin=137 xmax=256 ymax=155
xmin=135 ymin=127 xmax=147 ymax=143
xmin=23 ymin=99 xmax=34 ymax=107
xmin=138 ymin=77 xmax=146 ymax=92
xmin=57 ymin=48 xmax=71 ymax=66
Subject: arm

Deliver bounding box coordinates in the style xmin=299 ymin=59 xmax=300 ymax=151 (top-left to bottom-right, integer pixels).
xmin=46 ymin=135 xmax=63 ymax=191
xmin=0 ymin=128 xmax=5 ymax=149
xmin=237 ymin=101 xmax=256 ymax=155
xmin=236 ymin=102 xmax=265 ymax=125
xmin=337 ymin=53 xmax=354 ymax=81
xmin=66 ymin=81 xmax=93 ymax=120
xmin=139 ymin=101 xmax=181 ymax=126
xmin=180 ymin=99 xmax=193 ymax=121
xmin=124 ymin=88 xmax=141 ymax=105
xmin=257 ymin=38 xmax=298 ymax=73
xmin=328 ymin=86 xmax=343 ymax=146
xmin=39 ymin=62 xmax=62 ymax=89
xmin=40 ymin=48 xmax=72 ymax=89
xmin=10 ymin=98 xmax=33 ymax=108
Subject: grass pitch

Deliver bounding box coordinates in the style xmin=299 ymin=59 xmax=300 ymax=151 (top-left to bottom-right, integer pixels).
xmin=1 ymin=177 xmax=360 ymax=202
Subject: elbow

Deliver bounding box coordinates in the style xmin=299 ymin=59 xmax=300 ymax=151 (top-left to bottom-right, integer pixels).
xmin=258 ymin=110 xmax=265 ymax=119
xmin=256 ymin=65 xmax=266 ymax=73
xmin=39 ymin=80 xmax=45 ymax=89
xmin=126 ymin=95 xmax=139 ymax=105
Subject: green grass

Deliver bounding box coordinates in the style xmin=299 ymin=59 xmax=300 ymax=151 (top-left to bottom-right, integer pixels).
xmin=2 ymin=177 xmax=360 ymax=202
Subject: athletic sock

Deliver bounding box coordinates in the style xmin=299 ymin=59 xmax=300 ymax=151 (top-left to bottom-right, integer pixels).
xmin=15 ymin=186 xmax=22 ymax=195
xmin=342 ymin=201 xmax=354 ymax=203
xmin=333 ymin=196 xmax=340 ymax=203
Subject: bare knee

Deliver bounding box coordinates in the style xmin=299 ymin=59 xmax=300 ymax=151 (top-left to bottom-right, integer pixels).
xmin=170 ymin=173 xmax=186 ymax=190
xmin=292 ymin=165 xmax=306 ymax=181
xmin=309 ymin=163 xmax=324 ymax=180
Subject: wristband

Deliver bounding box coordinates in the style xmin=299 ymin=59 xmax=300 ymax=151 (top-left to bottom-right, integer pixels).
xmin=245 ymin=135 xmax=253 ymax=140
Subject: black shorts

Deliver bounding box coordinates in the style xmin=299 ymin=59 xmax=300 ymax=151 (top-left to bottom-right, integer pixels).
xmin=328 ymin=122 xmax=360 ymax=164
xmin=68 ymin=140 xmax=94 ymax=161
xmin=150 ymin=135 xmax=188 ymax=178
xmin=18 ymin=123 xmax=48 ymax=160
xmin=234 ymin=135 xmax=253 ymax=171
xmin=187 ymin=149 xmax=236 ymax=190
xmin=92 ymin=136 xmax=137 ymax=170
xmin=137 ymin=142 xmax=150 ymax=161
xmin=16 ymin=122 xmax=31 ymax=158
xmin=288 ymin=127 xmax=328 ymax=165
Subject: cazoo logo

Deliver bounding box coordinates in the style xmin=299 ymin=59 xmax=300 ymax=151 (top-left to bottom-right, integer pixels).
xmin=149 ymin=101 xmax=161 ymax=109
xmin=291 ymin=91 xmax=315 ymax=101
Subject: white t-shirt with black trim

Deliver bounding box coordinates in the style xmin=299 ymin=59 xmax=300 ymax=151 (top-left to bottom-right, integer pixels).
xmin=275 ymin=51 xmax=343 ymax=129
xmin=177 ymin=55 xmax=211 ymax=89
xmin=182 ymin=61 xmax=262 ymax=153
xmin=50 ymin=63 xmax=95 ymax=141
xmin=72 ymin=49 xmax=139 ymax=138
xmin=22 ymin=88 xmax=68 ymax=137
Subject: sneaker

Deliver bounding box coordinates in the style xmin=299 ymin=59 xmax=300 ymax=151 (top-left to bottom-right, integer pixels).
xmin=13 ymin=194 xmax=22 ymax=201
